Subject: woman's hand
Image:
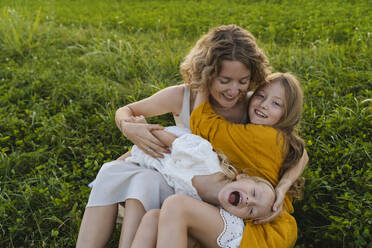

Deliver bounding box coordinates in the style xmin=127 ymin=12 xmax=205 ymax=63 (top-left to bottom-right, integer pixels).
xmin=115 ymin=85 xmax=186 ymax=158
xmin=120 ymin=118 xmax=169 ymax=158
xmin=122 ymin=115 xmax=148 ymax=124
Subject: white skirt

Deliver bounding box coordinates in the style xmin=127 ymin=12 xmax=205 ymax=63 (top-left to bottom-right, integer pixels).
xmin=87 ymin=160 xmax=175 ymax=211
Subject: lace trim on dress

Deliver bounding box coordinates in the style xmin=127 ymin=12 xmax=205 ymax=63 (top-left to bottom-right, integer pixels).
xmin=216 ymin=208 xmax=244 ymax=248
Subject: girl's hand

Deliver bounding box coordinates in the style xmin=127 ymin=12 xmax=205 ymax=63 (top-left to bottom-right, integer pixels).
xmin=120 ymin=119 xmax=169 ymax=158
xmin=253 ymin=179 xmax=290 ymax=224
xmin=253 ymin=187 xmax=286 ymax=224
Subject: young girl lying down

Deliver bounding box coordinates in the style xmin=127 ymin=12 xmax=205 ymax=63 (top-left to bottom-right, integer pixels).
xmin=124 ymin=120 xmax=276 ymax=221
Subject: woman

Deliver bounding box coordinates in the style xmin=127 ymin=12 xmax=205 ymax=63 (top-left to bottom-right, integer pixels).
xmin=76 ymin=25 xmax=307 ymax=248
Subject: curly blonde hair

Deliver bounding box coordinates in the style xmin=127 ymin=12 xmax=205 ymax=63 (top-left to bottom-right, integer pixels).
xmin=219 ymin=150 xmax=303 ymax=201
xmin=218 ymin=153 xmax=275 ymax=194
xmin=180 ymin=25 xmax=271 ymax=91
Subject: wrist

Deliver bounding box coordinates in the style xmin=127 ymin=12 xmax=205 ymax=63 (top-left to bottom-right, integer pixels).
xmin=276 ymin=178 xmax=292 ymax=193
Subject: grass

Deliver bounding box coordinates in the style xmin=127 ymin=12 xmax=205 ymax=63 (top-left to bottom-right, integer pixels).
xmin=0 ymin=0 xmax=371 ymax=247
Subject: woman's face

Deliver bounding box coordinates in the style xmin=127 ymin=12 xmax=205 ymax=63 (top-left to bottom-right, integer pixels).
xmin=218 ymin=175 xmax=275 ymax=220
xmin=249 ymin=81 xmax=285 ymax=126
xmin=210 ymin=60 xmax=251 ymax=109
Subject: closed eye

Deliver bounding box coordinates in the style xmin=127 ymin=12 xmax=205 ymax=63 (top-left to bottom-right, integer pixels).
xmin=218 ymin=76 xmax=231 ymax=84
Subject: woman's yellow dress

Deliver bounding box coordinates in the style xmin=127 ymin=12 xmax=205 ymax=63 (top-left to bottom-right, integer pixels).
xmin=190 ymin=102 xmax=297 ymax=248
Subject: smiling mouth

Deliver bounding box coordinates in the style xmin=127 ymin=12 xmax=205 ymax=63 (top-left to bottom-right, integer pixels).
xmin=228 ymin=191 xmax=241 ymax=206
xmin=255 ymin=109 xmax=267 ymax=118
xmin=222 ymin=92 xmax=236 ymax=101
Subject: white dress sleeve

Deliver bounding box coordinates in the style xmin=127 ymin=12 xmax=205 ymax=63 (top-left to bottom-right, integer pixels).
xmin=171 ymin=134 xmax=222 ymax=174
xmin=163 ymin=134 xmax=222 ymax=199
xmin=127 ymin=126 xmax=223 ymax=201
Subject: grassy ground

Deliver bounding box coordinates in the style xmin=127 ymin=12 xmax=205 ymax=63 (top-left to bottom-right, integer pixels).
xmin=0 ymin=0 xmax=371 ymax=247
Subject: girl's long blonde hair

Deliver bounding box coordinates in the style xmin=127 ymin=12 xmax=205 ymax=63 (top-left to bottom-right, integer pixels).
xmin=218 ymin=72 xmax=305 ymax=200
xmin=253 ymin=72 xmax=306 ymax=200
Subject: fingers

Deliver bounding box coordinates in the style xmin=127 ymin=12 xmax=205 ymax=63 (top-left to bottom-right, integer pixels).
xmin=273 ymin=189 xmax=285 ymax=211
xmin=253 ymin=208 xmax=282 ymax=225
xmin=272 ymin=201 xmax=280 ymax=212
xmin=139 ymin=145 xmax=164 ymax=158
xmin=121 ymin=116 xmax=136 ymax=123
xmin=121 ymin=115 xmax=147 ymax=123
xmin=272 ymin=195 xmax=284 ymax=212
xmin=138 ymin=135 xmax=169 ymax=158
xmin=122 ymin=122 xmax=169 ymax=157
xmin=147 ymin=124 xmax=165 ymax=131
xmin=144 ymin=129 xmax=167 ymax=148
xmin=145 ymin=143 xmax=169 ymax=157
xmin=253 ymin=194 xmax=284 ymax=225
xmin=133 ymin=115 xmax=147 ymax=124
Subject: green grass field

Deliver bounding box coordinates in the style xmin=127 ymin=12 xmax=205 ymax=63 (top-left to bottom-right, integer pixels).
xmin=0 ymin=0 xmax=371 ymax=247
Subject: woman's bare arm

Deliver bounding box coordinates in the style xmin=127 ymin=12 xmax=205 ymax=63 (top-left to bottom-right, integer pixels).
xmin=115 ymin=85 xmax=185 ymax=157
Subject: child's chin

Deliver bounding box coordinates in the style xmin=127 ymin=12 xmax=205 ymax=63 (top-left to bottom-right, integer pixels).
xmin=231 ymin=211 xmax=246 ymax=219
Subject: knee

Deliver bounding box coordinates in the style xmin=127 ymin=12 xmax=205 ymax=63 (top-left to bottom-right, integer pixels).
xmin=160 ymin=195 xmax=190 ymax=219
xmin=141 ymin=209 xmax=160 ymax=226
xmin=133 ymin=209 xmax=160 ymax=245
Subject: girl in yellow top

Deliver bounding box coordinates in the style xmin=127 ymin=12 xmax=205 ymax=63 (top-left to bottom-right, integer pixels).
xmin=132 ymin=72 xmax=306 ymax=248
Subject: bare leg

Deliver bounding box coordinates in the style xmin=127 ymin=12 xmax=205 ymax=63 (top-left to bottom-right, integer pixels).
xmin=131 ymin=209 xmax=160 ymax=248
xmin=157 ymin=195 xmax=224 ymax=248
xmin=76 ymin=204 xmax=118 ymax=248
xmin=118 ymin=199 xmax=146 ymax=248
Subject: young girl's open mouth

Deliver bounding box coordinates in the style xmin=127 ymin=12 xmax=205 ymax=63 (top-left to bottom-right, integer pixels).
xmin=228 ymin=191 xmax=242 ymax=206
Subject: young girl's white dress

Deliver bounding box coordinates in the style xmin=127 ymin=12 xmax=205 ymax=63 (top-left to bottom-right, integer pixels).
xmin=125 ymin=126 xmax=222 ymax=200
